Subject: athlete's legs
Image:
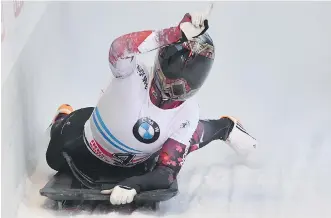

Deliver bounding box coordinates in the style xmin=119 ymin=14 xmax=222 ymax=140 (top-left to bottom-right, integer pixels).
xmin=46 ymin=106 xmax=94 ymax=171
xmin=46 ymin=105 xmax=148 ymax=181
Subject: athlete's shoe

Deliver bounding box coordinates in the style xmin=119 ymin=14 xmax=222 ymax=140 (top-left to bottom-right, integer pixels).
xmin=51 ymin=104 xmax=74 ymax=124
xmin=221 ymin=115 xmax=257 ymax=157
xmin=46 ymin=104 xmax=74 ymax=139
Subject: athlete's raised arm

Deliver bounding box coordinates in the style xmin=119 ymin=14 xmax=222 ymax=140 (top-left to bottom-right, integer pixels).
xmin=108 ymin=13 xmax=207 ymax=79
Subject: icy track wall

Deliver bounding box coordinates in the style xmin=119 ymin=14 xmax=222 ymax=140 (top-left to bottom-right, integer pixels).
xmin=2 ymin=1 xmax=331 ymax=218
xmin=2 ymin=2 xmax=49 ymax=218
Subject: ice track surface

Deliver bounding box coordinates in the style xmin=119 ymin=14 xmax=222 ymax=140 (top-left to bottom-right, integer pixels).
xmin=2 ymin=2 xmax=331 ymax=218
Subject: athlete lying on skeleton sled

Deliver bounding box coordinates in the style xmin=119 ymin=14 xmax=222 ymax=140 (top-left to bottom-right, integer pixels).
xmin=45 ymin=10 xmax=257 ymax=206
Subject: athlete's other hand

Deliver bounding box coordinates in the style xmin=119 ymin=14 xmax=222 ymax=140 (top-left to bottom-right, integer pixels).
xmin=100 ymin=185 xmax=137 ymax=205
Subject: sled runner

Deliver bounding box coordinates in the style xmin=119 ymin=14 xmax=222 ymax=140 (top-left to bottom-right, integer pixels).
xmin=40 ymin=152 xmax=178 ymax=211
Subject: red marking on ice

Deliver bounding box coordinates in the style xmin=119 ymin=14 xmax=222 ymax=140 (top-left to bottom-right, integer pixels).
xmin=13 ymin=0 xmax=24 ymax=18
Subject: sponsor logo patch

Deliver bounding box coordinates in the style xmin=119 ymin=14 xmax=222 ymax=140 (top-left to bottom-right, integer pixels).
xmin=133 ymin=117 xmax=160 ymax=144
